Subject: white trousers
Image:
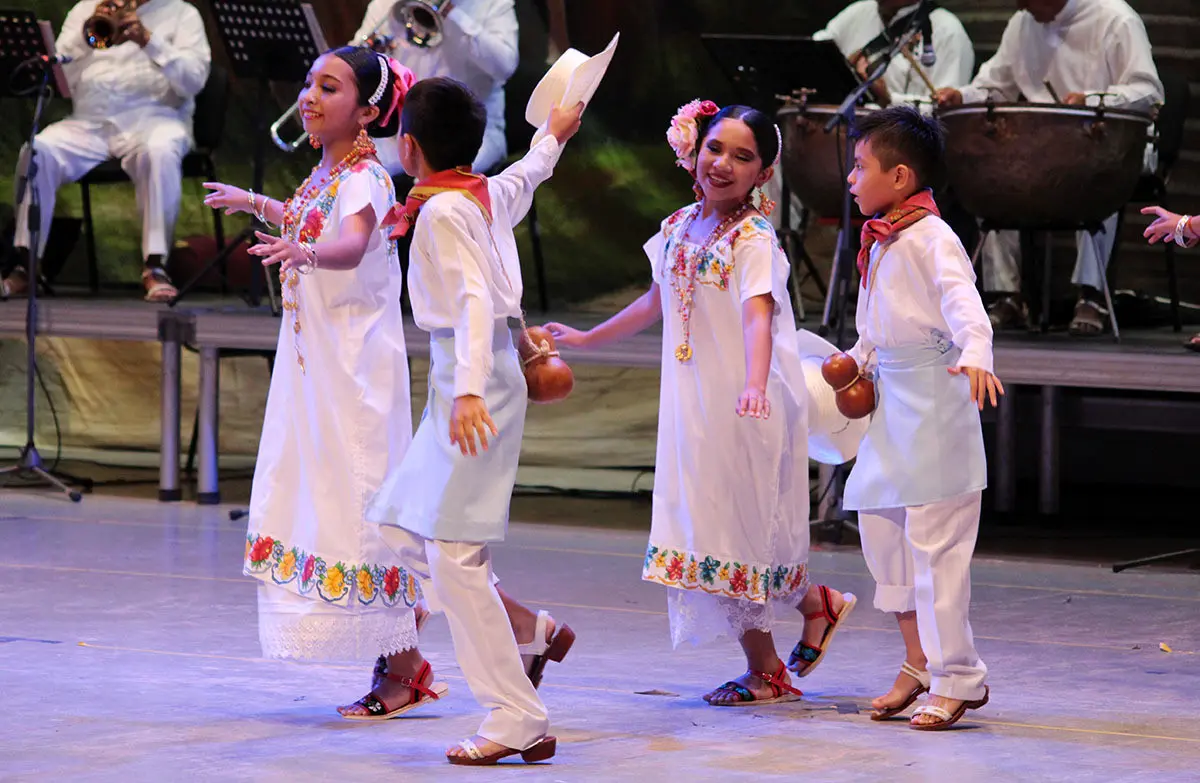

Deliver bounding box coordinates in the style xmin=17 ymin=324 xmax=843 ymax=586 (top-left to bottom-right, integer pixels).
xmin=14 ymin=116 xmax=192 ymax=261
xmin=857 ymin=490 xmax=988 ymax=701
xmin=380 ymin=525 xmax=549 ymax=750
xmin=981 ymin=213 xmax=1119 ymax=294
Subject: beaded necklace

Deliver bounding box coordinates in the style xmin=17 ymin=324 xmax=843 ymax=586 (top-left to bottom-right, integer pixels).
xmin=279 ymin=145 xmax=372 ymax=372
xmin=668 ymin=201 xmax=751 ymax=362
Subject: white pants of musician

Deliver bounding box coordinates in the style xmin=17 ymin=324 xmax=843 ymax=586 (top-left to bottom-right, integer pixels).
xmin=13 ymin=116 xmax=192 ymax=262
xmin=981 ymin=212 xmax=1119 ymax=294
xmin=380 ymin=526 xmax=549 ymax=750
xmin=857 ymin=490 xmax=988 ymax=702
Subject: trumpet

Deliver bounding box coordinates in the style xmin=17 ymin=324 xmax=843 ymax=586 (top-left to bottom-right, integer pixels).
xmin=269 ymin=0 xmax=452 ymax=152
xmin=84 ymin=0 xmax=148 ymax=50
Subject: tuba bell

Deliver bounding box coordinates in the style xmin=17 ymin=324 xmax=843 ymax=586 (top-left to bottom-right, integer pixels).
xmin=84 ymin=0 xmax=149 ymax=50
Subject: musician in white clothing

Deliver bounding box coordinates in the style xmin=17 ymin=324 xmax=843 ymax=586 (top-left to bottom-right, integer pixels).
xmin=354 ymin=0 xmax=518 ymax=176
xmin=816 ymin=0 xmax=975 ymax=108
xmin=937 ymin=0 xmax=1163 ymax=336
xmin=2 ymin=0 xmax=211 ymax=302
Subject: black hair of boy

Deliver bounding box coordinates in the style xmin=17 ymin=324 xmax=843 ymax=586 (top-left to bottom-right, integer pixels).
xmin=850 ymin=105 xmax=947 ymax=192
xmin=331 ymin=45 xmax=401 ymax=138
xmin=401 ymin=77 xmax=488 ymax=173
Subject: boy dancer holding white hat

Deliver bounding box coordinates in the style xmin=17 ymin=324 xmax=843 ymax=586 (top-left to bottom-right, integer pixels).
xmin=842 ymin=105 xmax=1003 ymax=731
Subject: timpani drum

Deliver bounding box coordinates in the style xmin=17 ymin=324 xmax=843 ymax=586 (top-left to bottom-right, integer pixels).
xmin=938 ymin=102 xmax=1153 ymax=227
xmin=777 ymin=103 xmax=874 ymax=219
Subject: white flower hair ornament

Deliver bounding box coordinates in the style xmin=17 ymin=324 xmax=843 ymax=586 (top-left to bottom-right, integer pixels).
xmin=667 ymin=99 xmax=720 ymax=174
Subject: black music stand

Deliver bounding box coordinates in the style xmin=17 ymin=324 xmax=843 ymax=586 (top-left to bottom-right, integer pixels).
xmin=170 ymin=0 xmax=327 ymax=312
xmin=0 ymin=10 xmax=90 ymax=501
xmin=701 ymin=35 xmax=853 ymax=320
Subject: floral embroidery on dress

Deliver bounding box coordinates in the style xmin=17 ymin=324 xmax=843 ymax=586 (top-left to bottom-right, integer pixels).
xmin=244 ymin=533 xmax=420 ymax=608
xmin=663 ymin=206 xmax=779 ymax=291
xmin=643 ymin=543 xmax=809 ymax=603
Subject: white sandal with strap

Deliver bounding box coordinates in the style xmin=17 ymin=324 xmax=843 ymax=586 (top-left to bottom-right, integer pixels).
xmin=518 ymin=610 xmax=575 ymax=688
xmin=871 ymin=662 xmax=931 ymax=721
xmin=142 ymin=267 xmax=177 ymax=303
xmin=910 ymin=686 xmax=990 ymax=731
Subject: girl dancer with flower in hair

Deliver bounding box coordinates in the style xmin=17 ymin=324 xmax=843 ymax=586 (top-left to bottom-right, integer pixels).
xmin=201 ymin=49 xmax=448 ymax=715
xmin=547 ymin=100 xmax=856 ymax=705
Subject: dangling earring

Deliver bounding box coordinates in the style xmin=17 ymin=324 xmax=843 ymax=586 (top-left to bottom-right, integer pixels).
xmin=754 ymin=186 xmax=776 ymax=217
xmin=309 ymin=133 xmax=321 ymax=149
xmin=354 ymin=126 xmax=376 ymax=158
xmin=693 ymin=180 xmax=704 ymax=202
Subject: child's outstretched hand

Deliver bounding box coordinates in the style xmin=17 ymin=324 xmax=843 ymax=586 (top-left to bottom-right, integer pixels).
xmin=548 ymin=102 xmax=585 ymax=146
xmin=948 ymin=366 xmax=1005 ymax=410
xmin=450 ymin=395 xmax=498 ymax=457
xmin=203 ymin=182 xmax=252 ymax=215
xmin=736 ymin=386 xmax=771 ymax=420
xmin=545 ymin=322 xmax=589 ymax=348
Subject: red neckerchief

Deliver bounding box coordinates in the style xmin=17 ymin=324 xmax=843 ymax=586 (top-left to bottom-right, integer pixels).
xmin=381 ymin=167 xmax=492 ymax=239
xmin=856 ymin=189 xmax=940 ymax=287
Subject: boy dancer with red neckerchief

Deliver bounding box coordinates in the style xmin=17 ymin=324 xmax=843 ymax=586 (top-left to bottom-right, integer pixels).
xmin=843 ymin=105 xmax=1003 ymax=731
xmin=366 ymin=77 xmax=583 ymax=765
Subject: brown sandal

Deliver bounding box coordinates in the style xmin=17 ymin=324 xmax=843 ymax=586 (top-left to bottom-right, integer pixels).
xmin=519 ymin=610 xmax=575 ymax=688
xmin=871 ymin=662 xmax=931 ymax=721
xmin=447 ymin=735 xmax=557 ymax=766
xmin=910 ymin=686 xmax=990 ymax=731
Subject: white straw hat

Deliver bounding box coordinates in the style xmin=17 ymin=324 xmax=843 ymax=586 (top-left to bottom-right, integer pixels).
xmin=525 ymin=33 xmax=620 ymax=146
xmin=794 ymin=329 xmax=870 ymax=465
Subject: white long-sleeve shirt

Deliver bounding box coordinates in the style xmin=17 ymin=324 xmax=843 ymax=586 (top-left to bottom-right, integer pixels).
xmin=816 ymin=1 xmax=974 ymax=105
xmin=356 ymin=0 xmax=518 ymax=172
xmin=56 ymin=0 xmax=211 ymax=130
xmin=851 ymin=215 xmax=994 ymax=373
xmin=960 ymin=0 xmax=1162 ymax=111
xmin=408 ymin=135 xmax=562 ymax=397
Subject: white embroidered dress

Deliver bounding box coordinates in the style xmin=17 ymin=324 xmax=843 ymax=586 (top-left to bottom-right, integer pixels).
xmin=642 ymin=205 xmax=812 ymax=648
xmin=244 ymin=160 xmax=420 ymax=662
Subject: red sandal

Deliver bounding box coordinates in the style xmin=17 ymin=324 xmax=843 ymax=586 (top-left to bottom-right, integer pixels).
xmin=340 ymin=660 xmax=448 ymax=721
xmin=704 ymin=662 xmax=803 ymax=707
xmin=788 ymin=585 xmax=856 ymax=677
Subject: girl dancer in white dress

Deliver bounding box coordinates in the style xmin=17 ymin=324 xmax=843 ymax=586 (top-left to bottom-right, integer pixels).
xmin=548 ymin=101 xmax=856 ymax=705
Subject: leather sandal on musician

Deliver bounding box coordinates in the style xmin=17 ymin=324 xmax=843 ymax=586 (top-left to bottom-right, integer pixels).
xmin=788 ymin=585 xmax=857 ymax=676
xmin=519 ymin=610 xmax=576 ymax=689
xmin=987 ymin=295 xmax=1027 ymax=331
xmin=447 ymin=735 xmax=557 ymax=766
xmin=1 ymin=267 xmax=29 ymax=299
xmin=871 ymin=662 xmax=931 ymax=721
xmin=910 ymin=686 xmax=990 ymax=731
xmin=704 ymin=662 xmax=803 ymax=706
xmin=1068 ymin=298 xmax=1107 ymax=336
xmin=142 ymin=266 xmax=178 ymax=303
xmin=340 ymin=660 xmax=448 ymax=721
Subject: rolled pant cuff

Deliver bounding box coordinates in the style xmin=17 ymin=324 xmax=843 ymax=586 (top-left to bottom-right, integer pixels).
xmin=873 ymin=584 xmax=917 ymax=613
xmin=930 ymin=675 xmax=988 ymax=702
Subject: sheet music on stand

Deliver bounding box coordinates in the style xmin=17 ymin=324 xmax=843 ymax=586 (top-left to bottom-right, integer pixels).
xmin=211 ymin=0 xmax=327 ymax=82
xmin=700 ymin=35 xmax=861 ymax=112
xmin=0 ymin=10 xmax=69 ymax=98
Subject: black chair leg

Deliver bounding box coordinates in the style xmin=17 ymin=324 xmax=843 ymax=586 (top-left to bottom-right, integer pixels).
xmin=528 ymin=196 xmax=549 ymax=313
xmin=81 ymin=182 xmax=99 ymax=293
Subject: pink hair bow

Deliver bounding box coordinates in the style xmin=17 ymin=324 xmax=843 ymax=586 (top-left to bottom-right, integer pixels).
xmin=379 ymin=58 xmax=417 ymax=127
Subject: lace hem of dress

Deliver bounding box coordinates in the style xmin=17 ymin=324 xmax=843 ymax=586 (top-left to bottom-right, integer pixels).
xmin=667 ymin=587 xmax=807 ymax=649
xmin=259 ymin=608 xmax=420 ymax=663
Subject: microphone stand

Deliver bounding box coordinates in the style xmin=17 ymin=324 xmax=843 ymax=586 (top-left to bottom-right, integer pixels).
xmin=0 ymin=58 xmax=91 ymax=501
xmin=811 ymin=11 xmax=926 ymax=540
